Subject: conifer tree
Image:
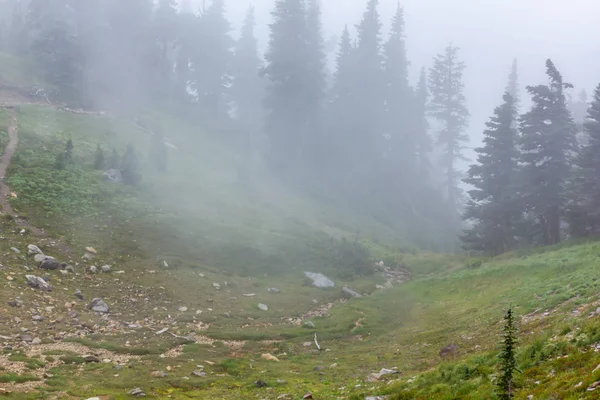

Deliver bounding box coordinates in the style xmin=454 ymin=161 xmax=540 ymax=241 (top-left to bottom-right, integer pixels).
xmin=414 ymin=68 xmax=432 ymax=178
xmin=519 ymin=60 xmax=577 ymax=245
xmin=230 ymin=6 xmax=264 ymax=134
xmin=496 ymin=306 xmax=518 ymax=400
xmin=462 ymin=92 xmax=520 ymax=254
xmin=570 ymin=84 xmax=600 ymax=236
xmin=263 ymin=0 xmax=309 ymax=172
xmin=506 ymin=59 xmax=520 ymax=106
xmin=428 ymin=45 xmax=470 ymax=213
xmin=383 ymin=3 xmax=415 ymax=178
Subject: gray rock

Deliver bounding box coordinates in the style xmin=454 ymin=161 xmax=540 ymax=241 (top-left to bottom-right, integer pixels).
xmin=304 ymin=272 xmax=335 ymax=288
xmin=88 ymin=265 xmax=98 ymax=274
xmin=268 ymin=287 xmax=281 ymax=293
xmin=258 ymin=303 xmax=269 ymax=311
xmin=10 ymin=247 xmax=21 ymax=254
xmin=25 ymin=275 xmax=53 ymax=291
xmin=151 ymin=370 xmax=168 ymax=378
xmin=191 ymin=370 xmax=207 ymax=377
xmin=255 ymin=380 xmax=267 ymax=388
xmin=32 ymin=315 xmax=44 ymax=322
xmin=83 ymin=355 xmax=100 ymax=363
xmin=28 ymin=244 xmax=43 ymax=256
xmin=20 ymin=334 xmax=33 ymax=343
xmin=8 ymin=299 xmax=22 ymax=308
xmin=82 ymin=252 xmax=94 ymax=261
xmin=68 ymin=310 xmax=78 ymax=319
xmin=342 ymin=286 xmax=363 ymax=298
xmin=303 ymin=321 xmax=316 ymax=329
xmin=127 ymin=387 xmax=145 ymax=396
xmin=100 ymin=265 xmax=111 ymax=273
xmin=39 ymin=257 xmax=61 ymax=270
xmin=178 ymin=306 xmax=188 ymax=312
xmin=34 ymin=254 xmax=46 ymax=263
xmin=31 ymin=338 xmax=42 ymax=345
xmin=64 ymin=265 xmax=75 ymax=273
xmin=74 ymin=289 xmax=84 ymax=300
xmin=103 ymin=169 xmax=123 ymax=184
xmin=88 ymin=298 xmax=109 ymax=313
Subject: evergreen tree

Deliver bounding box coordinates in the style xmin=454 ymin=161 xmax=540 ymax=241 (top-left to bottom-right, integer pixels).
xmin=519 ymin=60 xmax=576 ymax=245
xmin=570 ymin=84 xmax=600 ymax=236
xmin=94 ymin=145 xmax=105 ymax=170
xmin=496 ymin=306 xmax=518 ymax=400
xmin=505 ymin=59 xmax=520 ymax=106
xmin=428 ymin=44 xmax=470 ymax=213
xmin=414 ymin=68 xmax=432 ymax=178
xmin=462 ymin=93 xmax=520 ymax=255
xmin=121 ymin=144 xmax=142 ymax=185
xmin=55 ymin=139 xmax=74 ymax=170
xmin=153 ymin=0 xmax=180 ymax=100
xmin=383 ymin=3 xmax=414 ymax=177
xmin=230 ymin=6 xmax=264 ymax=134
xmin=192 ymin=0 xmax=233 ymax=119
xmin=263 ymin=0 xmax=309 ymax=173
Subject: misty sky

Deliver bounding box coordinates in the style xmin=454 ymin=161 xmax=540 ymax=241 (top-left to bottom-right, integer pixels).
xmin=190 ymin=0 xmax=600 ymax=156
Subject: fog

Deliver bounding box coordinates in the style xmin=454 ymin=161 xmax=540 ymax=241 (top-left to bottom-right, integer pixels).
xmin=219 ymin=0 xmax=600 ymax=156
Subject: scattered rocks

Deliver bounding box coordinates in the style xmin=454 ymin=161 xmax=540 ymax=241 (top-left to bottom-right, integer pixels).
xmin=127 ymin=387 xmax=145 ymax=396
xmin=261 ymin=353 xmax=280 ymax=362
xmin=8 ymin=299 xmax=22 ymax=308
xmin=212 ymin=283 xmax=221 ymax=290
xmin=89 ymin=298 xmax=109 ymax=313
xmin=258 ymin=303 xmax=269 ymax=311
xmin=268 ymin=287 xmax=281 ymax=293
xmin=75 ymin=289 xmax=84 ymax=300
xmin=101 ymin=265 xmax=112 ymax=273
xmin=39 ymin=256 xmax=61 ymax=270
xmin=191 ymin=370 xmax=207 ymax=377
xmin=304 ymin=272 xmax=335 ymax=288
xmin=25 ymin=275 xmax=53 ymax=291
xmin=342 ymin=286 xmax=363 ymax=298
xmin=151 ymin=371 xmax=168 ymax=378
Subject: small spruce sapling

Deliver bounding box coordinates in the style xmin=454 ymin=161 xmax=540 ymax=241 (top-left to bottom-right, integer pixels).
xmin=496 ymin=305 xmax=519 ymax=399
xmin=55 ymin=139 xmax=74 ymax=170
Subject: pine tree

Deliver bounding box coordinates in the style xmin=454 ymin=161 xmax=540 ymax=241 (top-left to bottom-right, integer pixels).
xmin=428 ymin=44 xmax=470 ymax=213
xmin=496 ymin=306 xmax=518 ymax=399
xmin=414 ymin=68 xmax=432 ymax=178
xmin=263 ymin=0 xmax=309 ymax=173
xmin=570 ymin=84 xmax=600 ymax=236
xmin=519 ymin=60 xmax=577 ymax=245
xmin=505 ymin=59 xmax=520 ymax=106
xmin=462 ymin=92 xmax=521 ymax=254
xmin=230 ymin=6 xmax=264 ymax=133
xmin=192 ymin=0 xmax=233 ymax=119
xmin=153 ymin=0 xmax=180 ymax=100
xmin=382 ymin=3 xmax=415 ymax=178
xmin=121 ymin=144 xmax=142 ymax=185
xmin=94 ymin=145 xmax=105 ymax=170
xmin=55 ymin=139 xmax=74 ymax=170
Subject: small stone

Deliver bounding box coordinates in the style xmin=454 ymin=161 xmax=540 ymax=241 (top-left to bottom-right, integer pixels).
xmin=28 ymin=244 xmax=43 ymax=256
xmin=10 ymin=247 xmax=21 ymax=254
xmin=277 ymin=395 xmax=291 ymax=400
xmin=88 ymin=265 xmax=98 ymax=274
xmin=64 ymin=265 xmax=75 ymax=273
xmin=303 ymin=394 xmax=314 ymax=399
xmin=151 ymin=370 xmax=168 ymax=378
xmin=261 ymin=353 xmax=280 ymax=362
xmin=85 ymin=247 xmax=97 ymax=254
xmin=31 ymin=338 xmax=42 ymax=345
xmin=258 ymin=303 xmax=268 ymax=311
xmin=100 ymin=265 xmax=111 ymax=273
xmin=45 ymin=306 xmax=54 ymax=313
xmin=82 ymin=252 xmax=94 ymax=261
xmin=83 ymin=355 xmax=100 ymax=363
xmin=191 ymin=370 xmax=207 ymax=377
xmin=178 ymin=306 xmax=188 ymax=312
xmin=20 ymin=334 xmax=33 ymax=343
xmin=255 ymin=380 xmax=267 ymax=388
xmin=268 ymin=287 xmax=281 ymax=293
xmin=34 ymin=254 xmax=46 ymax=263
xmin=68 ymin=310 xmax=78 ymax=319
xmin=128 ymin=387 xmax=145 ymax=396
xmin=212 ymin=283 xmax=221 ymax=289
xmin=330 ymin=363 xmax=338 ymax=368
xmin=32 ymin=315 xmax=44 ymax=322
xmin=25 ymin=275 xmax=52 ymax=291
xmin=75 ymin=290 xmax=84 ymax=300
xmin=88 ymin=298 xmax=109 ymax=313
xmin=39 ymin=256 xmax=61 ymax=270
xmin=303 ymin=321 xmax=316 ymax=329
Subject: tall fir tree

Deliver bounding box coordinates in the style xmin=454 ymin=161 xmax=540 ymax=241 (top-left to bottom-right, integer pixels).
xmin=152 ymin=0 xmax=180 ymax=101
xmin=263 ymin=0 xmax=309 ymax=174
xmin=414 ymin=67 xmax=432 ymax=178
xmin=496 ymin=306 xmax=519 ymax=400
xmin=462 ymin=92 xmax=521 ymax=255
xmin=519 ymin=59 xmax=577 ymax=245
xmin=382 ymin=3 xmax=415 ymax=180
xmin=570 ymin=84 xmax=600 ymax=236
xmin=506 ymin=59 xmax=520 ymax=106
xmin=428 ymin=44 xmax=470 ymax=213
